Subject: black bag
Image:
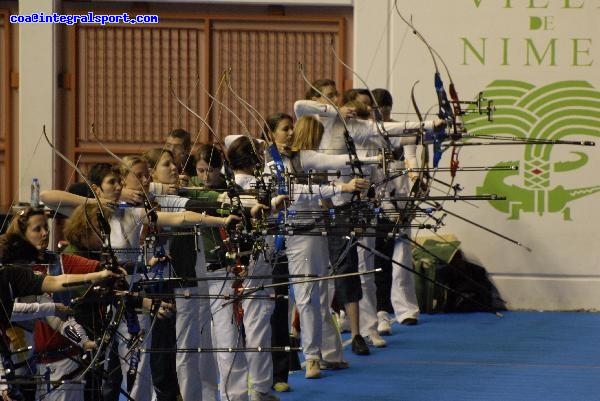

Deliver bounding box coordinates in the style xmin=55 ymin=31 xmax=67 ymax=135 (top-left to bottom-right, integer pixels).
xmin=438 ymin=254 xmax=506 ymax=312
xmin=412 ymin=239 xmax=506 ymax=313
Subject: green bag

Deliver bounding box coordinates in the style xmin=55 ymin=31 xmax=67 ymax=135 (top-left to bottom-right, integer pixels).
xmin=412 ymin=238 xmax=461 ymax=313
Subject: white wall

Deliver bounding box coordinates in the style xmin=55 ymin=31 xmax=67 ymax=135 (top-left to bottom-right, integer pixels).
xmin=18 ymin=0 xmax=57 ymax=201
xmin=351 ymin=0 xmax=600 ymax=311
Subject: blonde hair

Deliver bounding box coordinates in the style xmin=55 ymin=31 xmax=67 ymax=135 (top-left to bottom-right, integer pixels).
xmin=344 ymin=100 xmax=371 ymax=119
xmin=63 ymin=203 xmax=113 ymax=249
xmin=143 ymin=148 xmax=175 ymax=183
xmin=143 ymin=149 xmax=174 ymax=170
xmin=118 ymin=155 xmax=147 ymax=178
xmin=291 ymin=115 xmax=324 ymax=151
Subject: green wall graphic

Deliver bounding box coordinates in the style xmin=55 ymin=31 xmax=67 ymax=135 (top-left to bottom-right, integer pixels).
xmin=466 ymin=80 xmax=600 ymax=220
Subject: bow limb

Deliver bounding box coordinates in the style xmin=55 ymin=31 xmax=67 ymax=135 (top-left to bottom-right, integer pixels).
xmin=171 ymin=78 xmax=254 ymax=355
xmin=394 ymin=0 xmax=453 ymax=122
xmin=329 ymin=42 xmax=395 ymax=153
xmin=170 ymin=80 xmax=242 ymax=213
xmin=222 ymin=71 xmax=291 ymax=259
xmin=207 ymin=70 xmax=268 ymax=178
xmin=393 ymin=1 xmax=441 ymax=76
xmin=185 ymin=70 xmax=262 ymax=173
xmin=426 ymin=42 xmax=463 ymax=179
xmin=393 ymin=1 xmax=454 ymax=163
xmin=297 ymin=62 xmax=366 ymax=182
xmin=172 ymin=77 xmax=251 ymax=235
xmin=171 ymin=80 xmax=237 ymax=200
xmin=222 ymin=71 xmax=279 ymax=171
xmin=394 ymin=2 xmax=464 ymax=231
xmin=43 ymin=127 xmax=109 ymax=243
xmin=204 ymin=81 xmax=253 ymax=139
xmin=447 ymin=81 xmax=463 ymax=179
xmin=173 ymin=74 xmax=226 ymax=173
xmin=0 ymin=134 xmax=35 ymax=235
xmin=224 ymin=71 xmax=288 ymax=199
xmin=222 ymin=70 xmax=276 ymax=147
xmin=89 ymin=126 xmax=159 ymax=239
xmin=170 ymin=81 xmax=223 ymax=151
xmin=407 ymin=82 xmax=431 ymax=213
xmin=328 ymin=42 xmax=400 ymax=191
xmin=394 ymin=2 xmax=480 ymax=185
xmin=42 ymin=126 xmax=130 ymax=384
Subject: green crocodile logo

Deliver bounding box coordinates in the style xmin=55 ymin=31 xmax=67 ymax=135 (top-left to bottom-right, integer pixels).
xmin=464 ymin=80 xmax=600 ymax=220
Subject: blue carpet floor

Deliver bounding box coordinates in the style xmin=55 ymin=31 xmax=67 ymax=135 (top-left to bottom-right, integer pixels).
xmin=119 ymin=311 xmax=600 ymax=400
xmin=280 ymin=312 xmax=600 ymax=401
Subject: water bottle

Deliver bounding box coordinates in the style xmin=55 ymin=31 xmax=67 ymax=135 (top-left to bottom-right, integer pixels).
xmin=30 ymin=178 xmax=40 ymax=208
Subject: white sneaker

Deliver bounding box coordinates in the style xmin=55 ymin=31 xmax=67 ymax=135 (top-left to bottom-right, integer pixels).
xmin=377 ymin=311 xmax=393 ymax=336
xmin=366 ymin=330 xmax=387 ymax=348
xmin=338 ymin=310 xmax=350 ymax=333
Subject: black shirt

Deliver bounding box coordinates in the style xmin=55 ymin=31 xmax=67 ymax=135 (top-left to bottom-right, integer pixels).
xmin=0 ymin=265 xmax=45 ymax=325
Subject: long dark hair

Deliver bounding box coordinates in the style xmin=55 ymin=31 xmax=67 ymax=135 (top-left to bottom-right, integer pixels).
xmin=0 ymin=207 xmax=46 ymax=263
xmin=194 ymin=143 xmax=223 ymax=169
xmin=5 ymin=207 xmax=46 ymax=238
xmin=304 ymin=78 xmax=336 ymax=100
xmin=0 ymin=232 xmax=43 ymax=263
xmin=227 ymin=136 xmax=263 ymax=172
xmin=264 ymin=112 xmax=293 ymax=135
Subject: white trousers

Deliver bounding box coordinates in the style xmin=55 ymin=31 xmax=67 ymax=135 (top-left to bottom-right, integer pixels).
xmin=242 ymin=253 xmax=275 ymax=394
xmin=175 ymin=284 xmax=218 ymax=401
xmin=175 ymin=243 xmax=218 ymax=401
xmin=285 ymin=234 xmax=323 ymax=360
xmin=287 ymin=234 xmax=342 ymax=362
xmin=357 ymin=236 xmax=379 ymax=336
xmin=207 ymin=253 xmax=275 ymax=401
xmin=208 ymin=277 xmax=248 ymax=401
xmin=320 ymin=277 xmax=343 ymax=363
xmin=391 ymin=236 xmax=420 ymax=322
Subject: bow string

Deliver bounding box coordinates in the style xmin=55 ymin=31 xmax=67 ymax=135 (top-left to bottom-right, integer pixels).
xmin=41 ymin=126 xmax=138 ymax=386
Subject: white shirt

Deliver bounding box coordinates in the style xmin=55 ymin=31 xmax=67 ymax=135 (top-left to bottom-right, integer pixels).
xmin=110 ymin=207 xmax=145 ymax=264
xmin=294 ymin=99 xmax=427 ymax=205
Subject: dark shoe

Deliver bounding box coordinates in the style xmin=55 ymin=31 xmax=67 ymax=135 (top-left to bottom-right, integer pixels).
xmin=351 ymin=335 xmax=370 ymax=355
xmin=320 ymin=360 xmax=350 ymax=370
xmin=401 ymin=318 xmax=418 ymax=326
